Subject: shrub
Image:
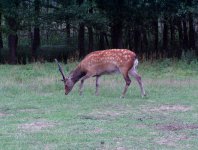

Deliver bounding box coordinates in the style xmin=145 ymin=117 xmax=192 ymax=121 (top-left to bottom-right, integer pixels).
xmin=181 ymin=50 xmax=197 ymax=64
xmin=0 ymin=45 xmax=78 ymax=64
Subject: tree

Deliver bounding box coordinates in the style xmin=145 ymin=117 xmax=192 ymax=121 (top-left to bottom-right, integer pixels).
xmin=96 ymin=0 xmax=124 ymax=48
xmin=0 ymin=0 xmax=198 ymax=64
xmin=32 ymin=0 xmax=41 ymax=61
xmin=0 ymin=12 xmax=3 ymax=49
xmin=0 ymin=11 xmax=3 ymax=63
xmin=77 ymin=0 xmax=85 ymax=59
xmin=87 ymin=0 xmax=93 ymax=53
xmin=4 ymin=0 xmax=21 ymax=64
xmin=187 ymin=0 xmax=195 ymax=49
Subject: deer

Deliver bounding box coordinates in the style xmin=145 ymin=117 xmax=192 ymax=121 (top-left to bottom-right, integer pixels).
xmin=55 ymin=49 xmax=146 ymax=98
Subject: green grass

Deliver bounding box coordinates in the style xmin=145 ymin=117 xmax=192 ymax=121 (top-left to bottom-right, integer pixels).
xmin=0 ymin=60 xmax=198 ymax=150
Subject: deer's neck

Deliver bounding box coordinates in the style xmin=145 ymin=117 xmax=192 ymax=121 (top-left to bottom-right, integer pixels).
xmin=69 ymin=66 xmax=86 ymax=84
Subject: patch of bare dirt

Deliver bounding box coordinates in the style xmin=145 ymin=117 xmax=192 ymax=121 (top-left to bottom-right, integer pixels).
xmin=113 ymin=137 xmax=127 ymax=150
xmin=155 ymin=134 xmax=189 ymax=147
xmin=135 ymin=124 xmax=147 ymax=129
xmin=19 ymin=120 xmax=58 ymax=132
xmin=80 ymin=104 xmax=131 ymax=120
xmin=80 ymin=110 xmax=124 ymax=120
xmin=87 ymin=127 xmax=104 ymax=134
xmin=156 ymin=123 xmax=198 ymax=131
xmin=0 ymin=112 xmax=7 ymax=117
xmin=143 ymin=105 xmax=192 ymax=113
xmin=116 ymin=147 xmax=127 ymax=150
xmin=44 ymin=144 xmax=57 ymax=150
xmin=145 ymin=78 xmax=198 ymax=87
xmin=18 ymin=108 xmax=38 ymax=113
xmin=0 ymin=112 xmax=13 ymax=117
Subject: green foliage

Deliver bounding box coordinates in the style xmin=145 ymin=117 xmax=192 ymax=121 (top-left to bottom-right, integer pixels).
xmin=0 ymin=45 xmax=77 ymax=64
xmin=0 ymin=46 xmax=30 ymax=63
xmin=0 ymin=0 xmax=198 ymax=63
xmin=38 ymin=45 xmax=77 ymax=62
xmin=181 ymin=50 xmax=198 ymax=64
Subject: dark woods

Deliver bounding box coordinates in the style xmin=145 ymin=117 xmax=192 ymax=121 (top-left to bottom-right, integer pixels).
xmin=0 ymin=0 xmax=198 ymax=64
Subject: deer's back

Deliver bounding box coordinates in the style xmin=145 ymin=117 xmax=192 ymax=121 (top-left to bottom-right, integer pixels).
xmin=79 ymin=49 xmax=136 ymax=75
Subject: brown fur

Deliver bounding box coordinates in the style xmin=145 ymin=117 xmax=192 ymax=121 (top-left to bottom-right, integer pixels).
xmin=57 ymin=49 xmax=145 ymax=97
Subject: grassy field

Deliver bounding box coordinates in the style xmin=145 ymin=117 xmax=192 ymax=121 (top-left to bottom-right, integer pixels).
xmin=0 ymin=60 xmax=198 ymax=150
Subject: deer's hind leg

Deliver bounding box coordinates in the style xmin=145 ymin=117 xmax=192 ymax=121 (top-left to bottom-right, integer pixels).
xmin=120 ymin=68 xmax=131 ymax=98
xmin=129 ymin=68 xmax=146 ymax=97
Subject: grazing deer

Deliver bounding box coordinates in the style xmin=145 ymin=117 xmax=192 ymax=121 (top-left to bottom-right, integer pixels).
xmin=55 ymin=49 xmax=146 ymax=98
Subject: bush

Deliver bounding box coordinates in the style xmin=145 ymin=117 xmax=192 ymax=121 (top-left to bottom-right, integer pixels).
xmin=38 ymin=45 xmax=78 ymax=63
xmin=181 ymin=50 xmax=197 ymax=64
xmin=0 ymin=45 xmax=78 ymax=64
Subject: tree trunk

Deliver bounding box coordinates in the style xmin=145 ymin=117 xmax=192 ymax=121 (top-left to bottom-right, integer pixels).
xmin=99 ymin=32 xmax=105 ymax=50
xmin=77 ymin=0 xmax=85 ymax=59
xmin=78 ymin=23 xmax=85 ymax=59
xmin=176 ymin=18 xmax=183 ymax=58
xmin=126 ymin=26 xmax=132 ymax=50
xmin=163 ymin=17 xmax=169 ymax=57
xmin=183 ymin=20 xmax=188 ymax=50
xmin=8 ymin=34 xmax=18 ymax=64
xmin=66 ymin=23 xmax=71 ymax=52
xmin=88 ymin=0 xmax=94 ymax=53
xmin=153 ymin=19 xmax=158 ymax=58
xmin=0 ymin=13 xmax=3 ymax=49
xmin=32 ymin=27 xmax=40 ymax=60
xmin=32 ymin=0 xmax=40 ymax=61
xmin=134 ymin=26 xmax=140 ymax=53
xmin=104 ymin=33 xmax=110 ymax=49
xmin=46 ymin=0 xmax=50 ymax=43
xmin=66 ymin=23 xmax=70 ymax=39
xmin=169 ymin=18 xmax=175 ymax=58
xmin=111 ymin=21 xmax=123 ymax=48
xmin=0 ymin=12 xmax=3 ymax=63
xmin=7 ymin=17 xmax=18 ymax=64
xmin=188 ymin=13 xmax=195 ymax=49
xmin=142 ymin=28 xmax=148 ymax=59
xmin=28 ymin=27 xmax=33 ymax=45
xmin=187 ymin=0 xmax=196 ymax=55
xmin=88 ymin=26 xmax=93 ymax=53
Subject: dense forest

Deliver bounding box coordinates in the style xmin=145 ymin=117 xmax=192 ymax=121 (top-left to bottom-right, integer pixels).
xmin=0 ymin=0 xmax=198 ymax=64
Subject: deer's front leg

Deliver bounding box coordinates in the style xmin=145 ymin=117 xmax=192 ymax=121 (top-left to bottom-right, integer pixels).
xmin=95 ymin=76 xmax=100 ymax=96
xmin=79 ymin=80 xmax=84 ymax=95
xmin=79 ymin=73 xmax=92 ymax=95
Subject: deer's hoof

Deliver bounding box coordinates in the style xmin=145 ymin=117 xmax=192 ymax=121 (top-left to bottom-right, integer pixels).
xmin=120 ymin=95 xmax=125 ymax=99
xmin=141 ymin=93 xmax=147 ymax=98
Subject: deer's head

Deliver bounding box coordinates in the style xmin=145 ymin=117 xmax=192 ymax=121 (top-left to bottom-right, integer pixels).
xmin=55 ymin=59 xmax=74 ymax=95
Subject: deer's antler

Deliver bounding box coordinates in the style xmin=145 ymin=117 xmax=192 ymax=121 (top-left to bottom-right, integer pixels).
xmin=55 ymin=59 xmax=66 ymax=82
